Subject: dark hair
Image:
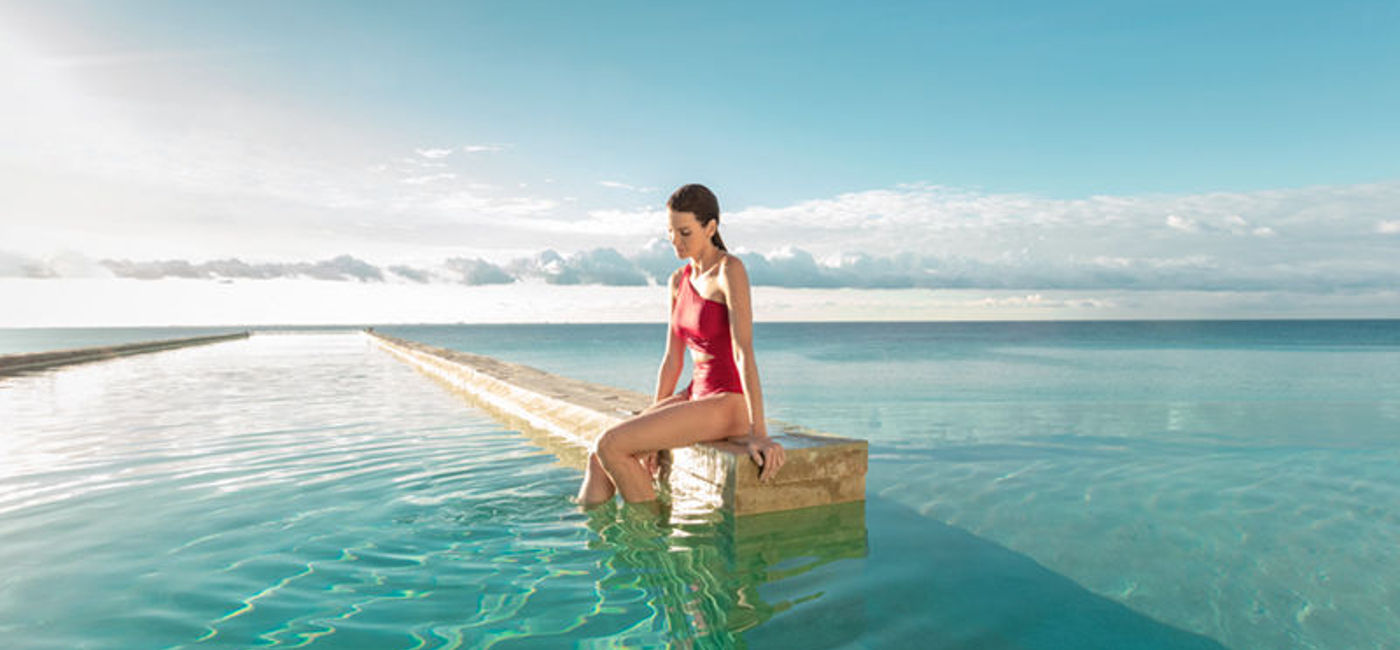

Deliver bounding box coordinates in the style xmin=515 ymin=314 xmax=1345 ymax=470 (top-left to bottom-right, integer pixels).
xmin=667 ymin=183 xmax=726 ymax=251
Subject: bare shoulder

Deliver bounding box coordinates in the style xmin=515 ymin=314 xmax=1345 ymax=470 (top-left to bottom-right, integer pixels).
xmin=667 ymin=266 xmax=685 ymax=299
xmin=718 ymin=253 xmax=749 ymax=286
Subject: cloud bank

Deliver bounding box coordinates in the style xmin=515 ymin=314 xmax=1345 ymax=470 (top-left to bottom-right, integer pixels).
xmin=5 ymin=237 xmax=1396 ymax=294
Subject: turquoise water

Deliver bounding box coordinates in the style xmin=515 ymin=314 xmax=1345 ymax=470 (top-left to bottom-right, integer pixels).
xmin=2 ymin=322 xmax=1398 ymax=648
xmin=0 ymin=326 xmax=253 ymax=355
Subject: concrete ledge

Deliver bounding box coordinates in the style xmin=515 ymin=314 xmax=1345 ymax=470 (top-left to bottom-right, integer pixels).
xmin=367 ymin=330 xmax=868 ymax=516
xmin=0 ymin=332 xmax=251 ymax=376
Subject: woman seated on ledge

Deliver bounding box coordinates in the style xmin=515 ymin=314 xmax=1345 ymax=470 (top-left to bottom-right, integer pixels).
xmin=577 ymin=183 xmax=785 ymax=506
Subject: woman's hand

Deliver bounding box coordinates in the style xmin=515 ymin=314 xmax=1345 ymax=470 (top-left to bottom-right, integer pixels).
xmin=736 ymin=431 xmax=784 ymax=483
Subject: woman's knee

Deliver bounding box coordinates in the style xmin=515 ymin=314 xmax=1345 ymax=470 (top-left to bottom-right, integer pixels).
xmin=594 ymin=427 xmax=626 ymax=461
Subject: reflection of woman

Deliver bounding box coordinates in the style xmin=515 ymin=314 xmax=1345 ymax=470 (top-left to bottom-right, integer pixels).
xmin=583 ymin=503 xmax=747 ymax=646
xmin=578 ymin=184 xmax=785 ymax=505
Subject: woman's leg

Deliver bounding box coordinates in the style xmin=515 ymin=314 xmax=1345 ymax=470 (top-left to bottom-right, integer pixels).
xmin=639 ymin=392 xmax=691 ymax=415
xmin=576 ymin=392 xmax=691 ymax=506
xmin=595 ymin=393 xmax=747 ymax=503
xmin=577 ymin=451 xmax=617 ymax=505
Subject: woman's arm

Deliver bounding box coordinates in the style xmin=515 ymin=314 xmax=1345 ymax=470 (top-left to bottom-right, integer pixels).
xmin=720 ymin=256 xmax=785 ymax=480
xmin=654 ymin=268 xmax=687 ymax=402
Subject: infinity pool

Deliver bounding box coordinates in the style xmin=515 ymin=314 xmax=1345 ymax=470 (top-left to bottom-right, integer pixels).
xmin=4 ymin=323 xmax=1396 ymax=648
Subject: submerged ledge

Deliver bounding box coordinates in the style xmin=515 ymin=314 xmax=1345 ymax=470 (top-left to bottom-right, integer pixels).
xmin=0 ymin=331 xmax=250 ymax=375
xmin=366 ymin=329 xmax=868 ymax=516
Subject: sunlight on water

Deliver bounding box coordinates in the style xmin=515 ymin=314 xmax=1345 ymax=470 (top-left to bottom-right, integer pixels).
xmin=0 ymin=331 xmax=873 ymax=649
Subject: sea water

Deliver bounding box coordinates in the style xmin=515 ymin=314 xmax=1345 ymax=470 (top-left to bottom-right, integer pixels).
xmin=1 ymin=321 xmax=1397 ymax=648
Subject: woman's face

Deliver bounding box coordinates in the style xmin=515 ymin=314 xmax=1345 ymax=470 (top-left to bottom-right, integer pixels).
xmin=667 ymin=209 xmax=713 ymax=260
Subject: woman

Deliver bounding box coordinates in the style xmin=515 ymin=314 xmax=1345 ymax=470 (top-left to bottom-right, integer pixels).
xmin=577 ymin=183 xmax=785 ymax=505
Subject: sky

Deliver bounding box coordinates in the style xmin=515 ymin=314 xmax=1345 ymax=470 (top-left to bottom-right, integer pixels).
xmin=1 ymin=1 xmax=1398 ymax=325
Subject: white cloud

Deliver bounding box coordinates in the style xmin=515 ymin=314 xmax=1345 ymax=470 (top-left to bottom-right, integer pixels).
xmin=1165 ymin=214 xmax=1199 ymax=233
xmin=0 ymin=250 xmax=113 ymax=278
xmin=976 ymin=293 xmax=1107 ymax=309
xmin=504 ymin=248 xmax=649 ymax=286
xmin=717 ymin=181 xmax=1400 ymax=264
xmin=599 ymin=180 xmax=657 ymax=193
xmin=1377 ymin=220 xmax=1400 ymax=235
xmin=1223 ymin=214 xmax=1251 ymax=234
xmin=401 ymin=173 xmax=457 ymax=185
xmin=463 ymin=143 xmax=509 ymax=153
xmin=411 ymin=191 xmax=558 ymax=218
xmin=396 ymin=156 xmax=447 ymax=169
xmin=415 ymin=148 xmax=453 ymax=159
xmin=492 ymin=208 xmax=663 ymax=238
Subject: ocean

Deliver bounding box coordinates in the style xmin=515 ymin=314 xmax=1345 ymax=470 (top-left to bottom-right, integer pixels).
xmin=1 ymin=320 xmax=1397 ymax=648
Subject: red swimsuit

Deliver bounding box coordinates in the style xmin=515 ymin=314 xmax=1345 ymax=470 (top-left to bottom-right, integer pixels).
xmin=672 ymin=264 xmax=744 ymax=399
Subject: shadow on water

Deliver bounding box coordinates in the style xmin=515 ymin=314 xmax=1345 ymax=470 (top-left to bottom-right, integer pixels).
xmin=569 ymin=496 xmax=1227 ymax=650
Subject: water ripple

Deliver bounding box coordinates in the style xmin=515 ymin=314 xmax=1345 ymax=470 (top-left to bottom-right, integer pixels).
xmin=0 ymin=334 xmax=671 ymax=648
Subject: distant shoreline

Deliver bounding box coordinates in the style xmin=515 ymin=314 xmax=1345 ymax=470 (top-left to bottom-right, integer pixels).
xmin=5 ymin=316 xmax=1400 ymax=331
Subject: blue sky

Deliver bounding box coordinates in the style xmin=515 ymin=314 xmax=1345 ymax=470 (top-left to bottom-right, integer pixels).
xmin=44 ymin=2 xmax=1400 ymax=193
xmin=54 ymin=0 xmax=1397 ymax=197
xmin=1 ymin=1 xmax=1398 ymax=323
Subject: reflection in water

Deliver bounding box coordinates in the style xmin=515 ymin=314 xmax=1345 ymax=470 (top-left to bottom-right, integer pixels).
xmin=578 ymin=495 xmax=1228 ymax=649
xmin=583 ymin=499 xmax=869 ymax=648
